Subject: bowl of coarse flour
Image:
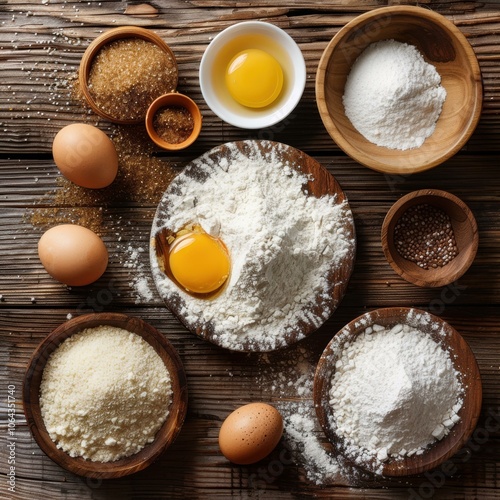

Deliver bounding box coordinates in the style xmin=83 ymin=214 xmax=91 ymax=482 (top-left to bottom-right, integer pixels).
xmin=150 ymin=140 xmax=356 ymax=352
xmin=314 ymin=307 xmax=482 ymax=476
xmin=315 ymin=6 xmax=483 ymax=174
xmin=23 ymin=313 xmax=188 ymax=478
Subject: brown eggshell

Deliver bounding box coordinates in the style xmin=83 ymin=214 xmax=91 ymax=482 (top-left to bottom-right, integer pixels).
xmin=52 ymin=123 xmax=118 ymax=189
xmin=38 ymin=224 xmax=108 ymax=286
xmin=218 ymin=403 xmax=283 ymax=465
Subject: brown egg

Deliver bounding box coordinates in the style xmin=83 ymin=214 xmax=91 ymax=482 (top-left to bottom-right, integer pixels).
xmin=38 ymin=224 xmax=108 ymax=286
xmin=52 ymin=123 xmax=118 ymax=189
xmin=218 ymin=403 xmax=283 ymax=464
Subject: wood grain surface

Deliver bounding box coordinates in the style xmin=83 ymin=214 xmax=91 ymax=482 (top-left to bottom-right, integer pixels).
xmin=1 ymin=1 xmax=499 ymax=499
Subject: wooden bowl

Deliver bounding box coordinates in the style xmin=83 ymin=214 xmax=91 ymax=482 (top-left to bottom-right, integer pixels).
xmin=381 ymin=189 xmax=478 ymax=288
xmin=79 ymin=26 xmax=178 ymax=125
xmin=23 ymin=313 xmax=188 ymax=479
xmin=314 ymin=307 xmax=482 ymax=477
xmin=150 ymin=140 xmax=356 ymax=352
xmin=145 ymin=93 xmax=202 ymax=151
xmin=315 ymin=6 xmax=483 ymax=174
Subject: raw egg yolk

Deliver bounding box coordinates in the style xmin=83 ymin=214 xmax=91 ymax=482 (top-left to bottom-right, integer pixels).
xmin=169 ymin=232 xmax=230 ymax=294
xmin=225 ymin=49 xmax=283 ymax=108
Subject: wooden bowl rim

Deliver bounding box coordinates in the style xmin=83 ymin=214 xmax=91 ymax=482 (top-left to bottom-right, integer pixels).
xmin=381 ymin=189 xmax=479 ymax=287
xmin=23 ymin=313 xmax=188 ymax=479
xmin=145 ymin=92 xmax=203 ymax=151
xmin=78 ymin=26 xmax=178 ymax=125
xmin=313 ymin=307 xmax=482 ymax=477
xmin=150 ymin=139 xmax=357 ymax=352
xmin=315 ymin=5 xmax=483 ymax=174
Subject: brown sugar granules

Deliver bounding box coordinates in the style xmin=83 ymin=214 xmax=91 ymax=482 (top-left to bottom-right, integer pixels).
xmin=30 ymin=206 xmax=104 ymax=235
xmin=29 ymin=125 xmax=177 ymax=235
xmin=394 ymin=203 xmax=458 ymax=269
xmin=153 ymin=105 xmax=194 ymax=144
xmin=87 ymin=38 xmax=177 ymax=122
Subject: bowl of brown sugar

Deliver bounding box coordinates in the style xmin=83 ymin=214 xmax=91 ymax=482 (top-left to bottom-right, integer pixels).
xmin=146 ymin=93 xmax=202 ymax=151
xmin=79 ymin=27 xmax=178 ymax=124
xmin=381 ymin=189 xmax=478 ymax=287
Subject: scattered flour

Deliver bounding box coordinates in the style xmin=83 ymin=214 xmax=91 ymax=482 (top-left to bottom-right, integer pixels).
xmin=124 ymin=244 xmax=156 ymax=303
xmin=40 ymin=325 xmax=172 ymax=462
xmin=328 ymin=314 xmax=463 ymax=473
xmin=256 ymin=347 xmax=361 ymax=486
xmin=284 ymin=403 xmax=344 ymax=485
xmin=343 ymin=39 xmax=447 ymax=150
xmin=151 ymin=141 xmax=355 ymax=351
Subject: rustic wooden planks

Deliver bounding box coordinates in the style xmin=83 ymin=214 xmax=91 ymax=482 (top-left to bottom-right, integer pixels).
xmin=1 ymin=2 xmax=500 ymax=153
xmin=1 ymin=1 xmax=500 ymax=498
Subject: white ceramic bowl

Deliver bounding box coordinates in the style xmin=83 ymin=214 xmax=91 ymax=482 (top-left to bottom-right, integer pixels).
xmin=199 ymin=21 xmax=306 ymax=129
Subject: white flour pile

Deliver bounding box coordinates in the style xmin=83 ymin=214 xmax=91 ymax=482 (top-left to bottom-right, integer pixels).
xmin=254 ymin=310 xmax=464 ymax=482
xmin=343 ymin=40 xmax=447 ymax=150
xmin=151 ymin=141 xmax=355 ymax=351
xmin=329 ymin=316 xmax=463 ymax=472
xmin=40 ymin=326 xmax=172 ymax=462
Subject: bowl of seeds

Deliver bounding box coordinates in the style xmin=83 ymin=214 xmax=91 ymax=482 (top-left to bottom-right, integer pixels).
xmin=381 ymin=189 xmax=478 ymax=287
xmin=79 ymin=26 xmax=178 ymax=124
xmin=145 ymin=93 xmax=202 ymax=151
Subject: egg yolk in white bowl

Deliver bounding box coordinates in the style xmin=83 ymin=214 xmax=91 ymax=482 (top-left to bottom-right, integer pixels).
xmin=169 ymin=231 xmax=230 ymax=295
xmin=225 ymin=49 xmax=283 ymax=108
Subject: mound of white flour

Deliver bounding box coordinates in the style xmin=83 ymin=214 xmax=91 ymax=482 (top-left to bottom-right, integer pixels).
xmin=343 ymin=39 xmax=447 ymax=150
xmin=329 ymin=318 xmax=463 ymax=470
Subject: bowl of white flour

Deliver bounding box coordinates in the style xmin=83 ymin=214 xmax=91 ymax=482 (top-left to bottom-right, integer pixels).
xmin=315 ymin=6 xmax=483 ymax=174
xmin=314 ymin=307 xmax=482 ymax=476
xmin=150 ymin=140 xmax=356 ymax=352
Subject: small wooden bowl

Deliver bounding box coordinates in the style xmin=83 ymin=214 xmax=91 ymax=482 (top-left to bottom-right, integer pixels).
xmin=314 ymin=307 xmax=482 ymax=477
xmin=316 ymin=6 xmax=483 ymax=174
xmin=145 ymin=93 xmax=202 ymax=151
xmin=23 ymin=313 xmax=188 ymax=479
xmin=381 ymin=189 xmax=478 ymax=288
xmin=79 ymin=26 xmax=178 ymax=125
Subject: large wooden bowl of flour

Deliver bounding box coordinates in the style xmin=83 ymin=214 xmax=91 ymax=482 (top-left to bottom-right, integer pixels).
xmin=23 ymin=313 xmax=188 ymax=479
xmin=316 ymin=6 xmax=483 ymax=174
xmin=314 ymin=307 xmax=482 ymax=477
xmin=150 ymin=140 xmax=356 ymax=352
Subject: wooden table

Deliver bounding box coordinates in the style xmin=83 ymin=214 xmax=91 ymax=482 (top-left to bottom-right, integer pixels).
xmin=1 ymin=1 xmax=499 ymax=499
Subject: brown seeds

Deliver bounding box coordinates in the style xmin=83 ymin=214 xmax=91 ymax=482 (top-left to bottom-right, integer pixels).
xmin=394 ymin=204 xmax=458 ymax=269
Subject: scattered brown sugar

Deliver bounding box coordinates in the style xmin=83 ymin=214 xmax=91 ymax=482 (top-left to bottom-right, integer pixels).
xmin=153 ymin=105 xmax=194 ymax=144
xmin=87 ymin=38 xmax=177 ymax=122
xmin=108 ymin=125 xmax=177 ymax=203
xmin=29 ymin=125 xmax=177 ymax=235
xmin=29 ymin=207 xmax=104 ymax=235
xmin=394 ymin=203 xmax=459 ymax=269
